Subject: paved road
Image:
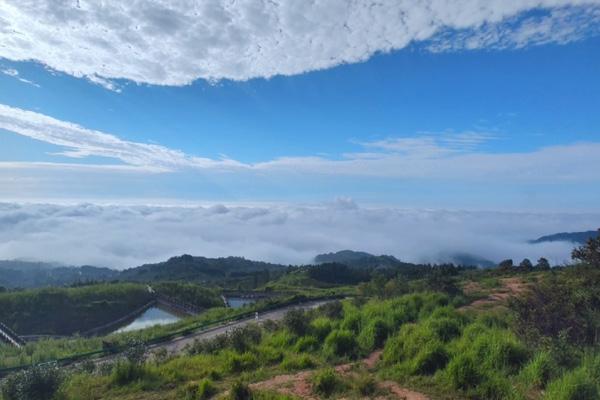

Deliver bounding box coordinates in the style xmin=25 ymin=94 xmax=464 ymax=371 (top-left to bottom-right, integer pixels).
xmin=155 ymin=299 xmax=332 ymax=354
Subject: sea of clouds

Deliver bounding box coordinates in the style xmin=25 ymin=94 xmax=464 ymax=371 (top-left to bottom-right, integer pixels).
xmin=0 ymin=201 xmax=595 ymax=269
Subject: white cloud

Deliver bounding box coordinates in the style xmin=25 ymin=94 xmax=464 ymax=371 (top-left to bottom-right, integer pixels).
xmin=2 ymin=103 xmax=600 ymax=184
xmin=0 ymin=104 xmax=243 ymax=171
xmin=0 ymin=202 xmax=594 ymax=268
xmin=1 ymin=67 xmax=40 ymax=87
xmin=0 ymin=1 xmax=598 ymax=86
xmin=429 ymin=5 xmax=600 ymax=51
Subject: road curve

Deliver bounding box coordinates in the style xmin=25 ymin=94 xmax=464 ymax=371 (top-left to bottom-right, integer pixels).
xmin=152 ymin=299 xmax=333 ymax=354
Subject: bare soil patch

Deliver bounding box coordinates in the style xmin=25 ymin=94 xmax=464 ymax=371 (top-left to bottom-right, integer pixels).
xmin=461 ymin=277 xmax=529 ymax=311
xmin=250 ymin=351 xmax=430 ymax=399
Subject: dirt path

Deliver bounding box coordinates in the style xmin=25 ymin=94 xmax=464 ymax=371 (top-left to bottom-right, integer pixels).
xmin=460 ymin=277 xmax=528 ymax=311
xmin=251 ymin=351 xmax=430 ymax=400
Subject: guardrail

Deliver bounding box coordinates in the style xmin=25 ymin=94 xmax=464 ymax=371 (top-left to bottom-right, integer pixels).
xmin=0 ymin=294 xmax=343 ymax=377
xmin=0 ymin=321 xmax=25 ymax=348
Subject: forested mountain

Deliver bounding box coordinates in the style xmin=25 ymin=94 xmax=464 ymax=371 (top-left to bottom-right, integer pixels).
xmin=1 ymin=250 xmax=498 ymax=290
xmin=0 ymin=261 xmax=118 ymax=289
xmin=119 ymin=254 xmax=285 ymax=282
xmin=530 ymin=230 xmax=598 ymax=244
xmin=314 ymin=250 xmax=410 ymax=269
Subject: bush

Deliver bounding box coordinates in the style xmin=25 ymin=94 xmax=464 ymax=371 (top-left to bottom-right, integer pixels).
xmin=340 ymin=313 xmax=361 ymax=334
xmin=324 ymin=329 xmax=357 ymax=358
xmin=425 ymin=316 xmax=462 ymax=342
xmin=358 ymin=318 xmax=388 ymax=352
xmin=475 ymin=372 xmax=513 ymax=400
xmin=294 ymin=336 xmax=319 ymax=353
xmin=520 ymin=351 xmax=559 ymax=389
xmin=112 ymin=361 xmax=146 ymax=385
xmin=281 ymin=354 xmax=315 ymax=371
xmin=198 ymin=378 xmax=217 ymax=399
xmin=283 ymin=309 xmax=310 ymax=336
xmin=229 ymin=324 xmax=263 ymax=353
xmin=1 ymin=363 xmax=63 ymax=400
xmin=310 ymin=317 xmax=333 ymax=341
xmin=545 ymin=368 xmax=599 ymax=400
xmin=312 ymin=368 xmax=340 ymax=397
xmin=318 ymin=301 xmax=343 ymax=319
xmin=124 ymin=338 xmax=147 ymax=365
xmin=470 ymin=329 xmax=529 ymax=373
xmin=445 ymin=353 xmax=481 ymax=390
xmin=411 ymin=341 xmax=449 ymax=375
xmin=230 ymin=381 xmax=252 ymax=400
xmin=225 ymin=352 xmax=258 ymax=373
xmin=353 ymin=374 xmax=377 ymax=396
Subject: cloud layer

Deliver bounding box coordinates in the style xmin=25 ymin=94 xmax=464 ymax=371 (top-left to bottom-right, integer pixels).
xmin=1 ymin=1 xmax=599 ymax=86
xmin=2 ymin=104 xmax=600 ymax=185
xmin=0 ymin=202 xmax=594 ymax=269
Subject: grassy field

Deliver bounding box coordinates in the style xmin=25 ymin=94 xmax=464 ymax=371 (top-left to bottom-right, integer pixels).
xmin=2 ymin=263 xmax=600 ymax=400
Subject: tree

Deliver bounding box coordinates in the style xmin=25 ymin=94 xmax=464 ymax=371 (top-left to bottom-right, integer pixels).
xmin=498 ymin=259 xmax=514 ymax=271
xmin=572 ymin=229 xmax=600 ymax=268
xmin=519 ymin=258 xmax=533 ymax=270
xmin=536 ymin=257 xmax=551 ymax=270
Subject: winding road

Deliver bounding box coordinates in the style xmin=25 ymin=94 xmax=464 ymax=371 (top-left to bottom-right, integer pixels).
xmin=153 ymin=299 xmax=331 ymax=354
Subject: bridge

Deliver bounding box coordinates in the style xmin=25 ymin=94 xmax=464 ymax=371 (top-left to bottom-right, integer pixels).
xmin=0 ymin=321 xmax=25 ymax=348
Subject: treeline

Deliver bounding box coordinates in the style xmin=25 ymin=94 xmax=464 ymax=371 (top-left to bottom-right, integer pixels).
xmin=0 ymin=283 xmax=153 ymax=335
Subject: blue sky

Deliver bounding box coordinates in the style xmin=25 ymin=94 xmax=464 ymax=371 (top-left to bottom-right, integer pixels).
xmin=1 ymin=1 xmax=600 ymax=211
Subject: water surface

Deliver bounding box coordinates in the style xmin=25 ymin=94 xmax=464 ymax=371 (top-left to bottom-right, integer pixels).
xmin=115 ymin=307 xmax=180 ymax=333
xmin=227 ymin=297 xmax=257 ymax=309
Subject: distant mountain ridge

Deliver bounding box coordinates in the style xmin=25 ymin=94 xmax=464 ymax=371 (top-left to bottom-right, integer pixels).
xmin=314 ymin=250 xmax=409 ymax=269
xmin=530 ymin=230 xmax=598 ymax=245
xmin=315 ymin=250 xmax=496 ymax=269
xmin=119 ymin=254 xmax=283 ymax=282
xmin=0 ymin=261 xmax=118 ymax=289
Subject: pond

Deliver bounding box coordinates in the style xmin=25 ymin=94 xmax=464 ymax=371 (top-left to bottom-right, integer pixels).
xmin=114 ymin=306 xmax=180 ymax=333
xmin=227 ymin=297 xmax=257 ymax=309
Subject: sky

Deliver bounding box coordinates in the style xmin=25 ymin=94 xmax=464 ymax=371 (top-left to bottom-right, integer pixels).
xmin=0 ymin=1 xmax=599 ymax=267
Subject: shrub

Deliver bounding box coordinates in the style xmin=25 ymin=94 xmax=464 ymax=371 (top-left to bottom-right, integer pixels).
xmin=324 ymin=329 xmax=357 ymax=358
xmin=281 ymin=354 xmax=316 ymax=371
xmin=312 ymin=368 xmax=340 ymax=397
xmin=180 ymin=382 xmax=201 ymax=400
xmin=229 ymin=324 xmax=262 ymax=353
xmin=340 ymin=312 xmax=361 ymax=334
xmin=425 ymin=316 xmax=462 ymax=342
xmin=544 ymin=368 xmax=599 ymax=400
xmin=1 ymin=363 xmax=63 ymax=400
xmin=310 ymin=317 xmax=333 ymax=341
xmin=520 ymin=351 xmax=559 ymax=389
xmin=225 ymin=352 xmax=258 ymax=373
xmin=230 ymin=381 xmax=252 ymax=400
xmin=294 ymin=336 xmax=319 ymax=353
xmin=283 ymin=309 xmax=309 ymax=336
xmin=358 ymin=318 xmax=388 ymax=352
xmin=470 ymin=329 xmax=529 ymax=373
xmin=112 ymin=361 xmax=146 ymax=385
xmin=198 ymin=378 xmax=217 ymax=399
xmin=475 ymin=372 xmax=513 ymax=400
xmin=411 ymin=341 xmax=449 ymax=375
xmin=318 ymin=301 xmax=343 ymax=319
xmin=124 ymin=338 xmax=147 ymax=365
xmin=445 ymin=353 xmax=481 ymax=390
xmin=353 ymin=374 xmax=377 ymax=396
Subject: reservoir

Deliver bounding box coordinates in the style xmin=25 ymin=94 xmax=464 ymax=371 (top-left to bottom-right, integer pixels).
xmin=115 ymin=306 xmax=180 ymax=333
xmin=227 ymin=297 xmax=257 ymax=309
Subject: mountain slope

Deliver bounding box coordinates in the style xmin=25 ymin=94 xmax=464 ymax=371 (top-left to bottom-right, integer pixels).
xmin=119 ymin=254 xmax=284 ymax=282
xmin=530 ymin=230 xmax=598 ymax=244
xmin=0 ymin=261 xmax=118 ymax=289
